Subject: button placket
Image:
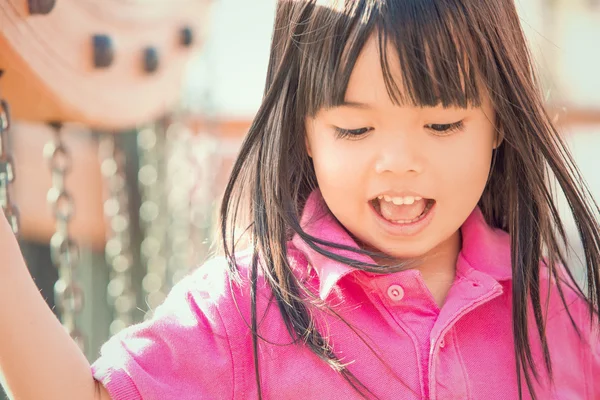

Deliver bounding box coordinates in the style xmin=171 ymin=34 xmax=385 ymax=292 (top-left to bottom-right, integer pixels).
xmin=428 ymin=280 xmax=504 ymax=400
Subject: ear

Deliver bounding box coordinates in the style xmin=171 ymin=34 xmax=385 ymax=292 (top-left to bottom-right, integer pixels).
xmin=493 ymin=131 xmax=504 ymax=150
xmin=305 ymin=135 xmax=313 ymax=158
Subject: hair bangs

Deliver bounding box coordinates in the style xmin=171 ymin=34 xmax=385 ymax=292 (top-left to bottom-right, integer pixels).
xmin=296 ymin=0 xmax=484 ymax=115
xmin=377 ymin=0 xmax=483 ymax=108
xmin=294 ymin=1 xmax=379 ymax=117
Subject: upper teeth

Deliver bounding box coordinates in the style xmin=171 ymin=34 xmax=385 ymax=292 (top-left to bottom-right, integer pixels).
xmin=378 ymin=195 xmax=422 ymax=205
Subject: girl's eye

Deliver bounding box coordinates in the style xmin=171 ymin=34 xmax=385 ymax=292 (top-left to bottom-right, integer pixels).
xmin=333 ymin=127 xmax=373 ymax=139
xmin=425 ymin=120 xmax=464 ymax=136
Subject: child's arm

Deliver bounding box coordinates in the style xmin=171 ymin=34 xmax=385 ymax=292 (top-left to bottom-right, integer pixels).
xmin=0 ymin=214 xmax=110 ymax=400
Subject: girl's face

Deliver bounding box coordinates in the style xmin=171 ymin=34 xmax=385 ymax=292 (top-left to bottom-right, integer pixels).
xmin=305 ymin=35 xmax=498 ymax=261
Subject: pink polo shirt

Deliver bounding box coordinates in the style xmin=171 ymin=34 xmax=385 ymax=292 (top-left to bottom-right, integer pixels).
xmin=92 ymin=191 xmax=599 ymax=399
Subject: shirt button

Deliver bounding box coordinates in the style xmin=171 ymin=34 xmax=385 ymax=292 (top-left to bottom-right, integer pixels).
xmin=439 ymin=339 xmax=446 ymax=348
xmin=387 ymin=284 xmax=405 ymax=301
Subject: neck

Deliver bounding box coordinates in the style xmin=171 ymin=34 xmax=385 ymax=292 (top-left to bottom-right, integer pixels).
xmin=414 ymin=230 xmax=462 ymax=282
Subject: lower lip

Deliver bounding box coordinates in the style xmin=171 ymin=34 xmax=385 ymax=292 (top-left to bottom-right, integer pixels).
xmin=369 ymin=200 xmax=437 ymax=237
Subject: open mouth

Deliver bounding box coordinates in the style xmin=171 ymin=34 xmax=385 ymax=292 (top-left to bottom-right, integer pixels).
xmin=370 ymin=195 xmax=436 ymax=225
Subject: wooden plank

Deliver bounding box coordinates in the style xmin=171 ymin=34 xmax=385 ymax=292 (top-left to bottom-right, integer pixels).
xmin=0 ymin=0 xmax=212 ymax=130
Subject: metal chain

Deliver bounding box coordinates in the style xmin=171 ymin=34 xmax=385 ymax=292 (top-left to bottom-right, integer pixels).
xmin=44 ymin=123 xmax=86 ymax=351
xmin=165 ymin=116 xmax=237 ymax=285
xmin=137 ymin=122 xmax=169 ymax=317
xmin=164 ymin=121 xmax=196 ymax=287
xmin=188 ymin=122 xmax=224 ymax=268
xmin=0 ymin=99 xmax=20 ymax=235
xmin=137 ymin=117 xmax=234 ymax=315
xmin=99 ymin=135 xmax=136 ymax=335
xmin=139 ymin=118 xmax=210 ymax=315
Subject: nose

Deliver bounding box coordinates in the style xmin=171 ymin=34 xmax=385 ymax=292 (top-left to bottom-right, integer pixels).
xmin=374 ymin=131 xmax=424 ymax=175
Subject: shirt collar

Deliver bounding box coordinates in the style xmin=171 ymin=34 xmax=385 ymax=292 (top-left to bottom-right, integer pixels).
xmin=291 ymin=190 xmax=513 ymax=300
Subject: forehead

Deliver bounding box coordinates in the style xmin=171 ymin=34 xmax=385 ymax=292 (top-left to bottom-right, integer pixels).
xmin=343 ymin=34 xmax=395 ymax=104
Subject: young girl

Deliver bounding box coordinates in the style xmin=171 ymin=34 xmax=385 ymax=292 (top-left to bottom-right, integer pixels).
xmin=1 ymin=0 xmax=599 ymax=399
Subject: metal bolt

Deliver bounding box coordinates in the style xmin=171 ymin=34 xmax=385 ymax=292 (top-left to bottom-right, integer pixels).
xmin=92 ymin=35 xmax=114 ymax=69
xmin=143 ymin=47 xmax=159 ymax=74
xmin=180 ymin=26 xmax=194 ymax=47
xmin=27 ymin=0 xmax=56 ymax=15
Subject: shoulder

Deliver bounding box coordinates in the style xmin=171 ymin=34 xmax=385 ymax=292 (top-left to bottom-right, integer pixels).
xmin=186 ymin=244 xmax=310 ymax=291
xmin=537 ymin=262 xmax=599 ymax=352
xmin=176 ymin=245 xmax=309 ymax=322
xmin=538 ymin=262 xmax=592 ymax=313
xmin=536 ymin=262 xmax=600 ymax=394
xmin=536 ymin=262 xmax=591 ymax=322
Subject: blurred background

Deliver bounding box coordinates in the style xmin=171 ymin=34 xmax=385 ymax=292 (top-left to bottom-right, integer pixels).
xmin=0 ymin=0 xmax=599 ymax=397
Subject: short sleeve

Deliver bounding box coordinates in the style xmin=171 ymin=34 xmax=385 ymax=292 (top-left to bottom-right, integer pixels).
xmin=91 ymin=262 xmax=234 ymax=400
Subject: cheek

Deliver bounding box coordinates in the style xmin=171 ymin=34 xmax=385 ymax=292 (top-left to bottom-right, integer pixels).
xmin=310 ymin=138 xmax=370 ymax=189
xmin=433 ymin=132 xmax=494 ymax=198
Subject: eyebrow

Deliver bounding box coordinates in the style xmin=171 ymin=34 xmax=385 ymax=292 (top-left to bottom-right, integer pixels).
xmin=336 ymin=100 xmax=372 ymax=110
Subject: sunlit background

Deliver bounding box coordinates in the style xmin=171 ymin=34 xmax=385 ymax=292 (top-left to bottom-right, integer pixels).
xmin=0 ymin=1 xmax=599 ymax=397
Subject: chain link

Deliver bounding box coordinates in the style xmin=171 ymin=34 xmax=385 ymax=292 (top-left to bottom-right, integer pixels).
xmin=44 ymin=123 xmax=86 ymax=351
xmin=137 ymin=117 xmax=227 ymax=316
xmin=164 ymin=121 xmax=196 ymax=287
xmin=137 ymin=123 xmax=169 ymax=317
xmin=99 ymin=134 xmax=136 ymax=335
xmin=0 ymin=99 xmax=20 ymax=235
xmin=188 ymin=121 xmax=225 ymax=268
